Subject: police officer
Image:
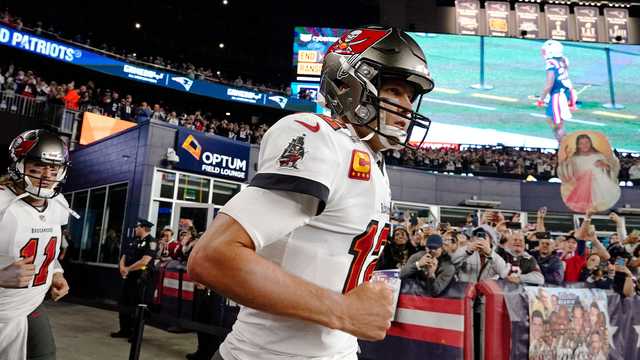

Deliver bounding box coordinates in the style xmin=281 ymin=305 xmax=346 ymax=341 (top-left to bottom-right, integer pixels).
xmin=110 ymin=218 xmax=157 ymax=339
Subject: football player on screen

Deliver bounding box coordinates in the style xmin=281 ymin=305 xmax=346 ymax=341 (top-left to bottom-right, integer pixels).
xmin=536 ymin=39 xmax=577 ymax=142
xmin=188 ymin=26 xmax=434 ymax=360
xmin=0 ymin=130 xmax=78 ymax=360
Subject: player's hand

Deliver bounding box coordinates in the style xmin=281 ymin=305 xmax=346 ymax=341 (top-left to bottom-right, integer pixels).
xmin=535 ymin=99 xmax=545 ymax=107
xmin=0 ymin=257 xmax=35 ymax=288
xmin=50 ymin=273 xmax=69 ymax=301
xmin=341 ymin=281 xmax=394 ymax=341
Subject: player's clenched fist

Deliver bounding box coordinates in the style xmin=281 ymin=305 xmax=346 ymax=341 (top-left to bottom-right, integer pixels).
xmin=0 ymin=257 xmax=36 ymax=288
xmin=339 ymin=281 xmax=394 ymax=341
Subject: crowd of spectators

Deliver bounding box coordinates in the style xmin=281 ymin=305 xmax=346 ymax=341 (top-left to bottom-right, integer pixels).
xmin=0 ymin=9 xmax=293 ymax=96
xmin=386 ymin=146 xmax=640 ymax=184
xmin=379 ymin=207 xmax=640 ymax=299
xmin=0 ymin=64 xmax=271 ymax=144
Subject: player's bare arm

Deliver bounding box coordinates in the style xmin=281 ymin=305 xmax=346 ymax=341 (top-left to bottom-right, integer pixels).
xmin=538 ymin=71 xmax=555 ymax=105
xmin=188 ymin=213 xmax=394 ymax=341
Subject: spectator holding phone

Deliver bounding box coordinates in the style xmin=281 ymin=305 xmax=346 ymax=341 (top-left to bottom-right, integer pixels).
xmin=376 ymin=227 xmax=417 ymax=270
xmin=450 ymin=225 xmax=509 ymax=283
xmin=401 ymin=234 xmax=456 ymax=297
xmin=612 ymin=257 xmax=636 ymax=298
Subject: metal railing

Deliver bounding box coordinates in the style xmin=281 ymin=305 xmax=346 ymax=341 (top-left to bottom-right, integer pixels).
xmin=0 ymin=91 xmax=47 ymax=118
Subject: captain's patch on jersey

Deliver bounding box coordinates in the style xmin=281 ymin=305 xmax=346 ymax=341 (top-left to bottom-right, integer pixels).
xmin=348 ymin=150 xmax=371 ymax=180
xmin=278 ymin=135 xmax=306 ymax=169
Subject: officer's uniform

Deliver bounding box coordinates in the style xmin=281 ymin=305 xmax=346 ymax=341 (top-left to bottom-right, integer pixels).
xmin=114 ymin=219 xmax=157 ymax=337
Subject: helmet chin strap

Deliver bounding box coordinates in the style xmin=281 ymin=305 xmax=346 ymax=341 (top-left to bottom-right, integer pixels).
xmin=368 ymin=110 xmax=406 ymax=151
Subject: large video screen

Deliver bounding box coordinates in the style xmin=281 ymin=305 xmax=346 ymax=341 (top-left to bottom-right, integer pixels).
xmin=294 ymin=27 xmax=640 ymax=151
xmin=293 ymin=27 xmax=346 ymax=79
xmin=409 ymin=33 xmax=640 ymax=151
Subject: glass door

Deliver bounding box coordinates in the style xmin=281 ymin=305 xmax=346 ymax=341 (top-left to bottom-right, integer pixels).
xmin=172 ymin=203 xmax=215 ymax=234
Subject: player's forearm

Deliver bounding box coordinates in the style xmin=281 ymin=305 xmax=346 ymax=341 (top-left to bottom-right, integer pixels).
xmin=188 ymin=242 xmax=346 ymax=331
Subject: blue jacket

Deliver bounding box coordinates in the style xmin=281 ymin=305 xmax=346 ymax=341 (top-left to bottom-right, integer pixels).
xmin=530 ymin=250 xmax=565 ymax=285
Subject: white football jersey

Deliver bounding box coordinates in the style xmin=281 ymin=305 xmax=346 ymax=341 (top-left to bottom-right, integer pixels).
xmin=220 ymin=113 xmax=392 ymax=360
xmin=0 ymin=188 xmax=69 ymax=323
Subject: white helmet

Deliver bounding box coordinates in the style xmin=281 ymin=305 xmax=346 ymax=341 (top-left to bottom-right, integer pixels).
xmin=541 ymin=40 xmax=563 ymax=59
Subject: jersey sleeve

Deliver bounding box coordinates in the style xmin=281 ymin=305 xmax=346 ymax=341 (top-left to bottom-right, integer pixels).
xmin=545 ymin=59 xmax=559 ymax=72
xmin=54 ymin=194 xmax=71 ymax=226
xmin=249 ymin=113 xmax=341 ymax=215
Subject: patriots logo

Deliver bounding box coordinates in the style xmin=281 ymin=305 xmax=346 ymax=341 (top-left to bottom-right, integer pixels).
xmin=268 ymin=95 xmax=289 ymax=109
xmin=172 ymin=76 xmax=194 ymax=91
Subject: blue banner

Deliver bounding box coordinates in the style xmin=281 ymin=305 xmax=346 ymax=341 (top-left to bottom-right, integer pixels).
xmin=0 ymin=24 xmax=315 ymax=113
xmin=175 ymin=129 xmax=250 ymax=182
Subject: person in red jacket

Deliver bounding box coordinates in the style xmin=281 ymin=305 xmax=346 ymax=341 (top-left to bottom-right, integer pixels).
xmin=561 ymin=235 xmax=586 ymax=282
xmin=563 ymin=212 xmax=610 ymax=282
xmin=63 ymin=82 xmax=80 ymax=110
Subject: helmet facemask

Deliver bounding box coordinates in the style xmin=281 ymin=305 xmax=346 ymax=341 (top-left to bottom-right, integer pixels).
xmin=333 ymin=59 xmax=432 ymax=151
xmin=10 ymin=158 xmax=69 ymax=199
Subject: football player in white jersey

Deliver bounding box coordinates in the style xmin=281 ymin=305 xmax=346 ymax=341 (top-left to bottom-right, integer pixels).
xmin=188 ymin=26 xmax=435 ymax=360
xmin=0 ymin=129 xmax=77 ymax=360
xmin=537 ymin=40 xmax=577 ymax=142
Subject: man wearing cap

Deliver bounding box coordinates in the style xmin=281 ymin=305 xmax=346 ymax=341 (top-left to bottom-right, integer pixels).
xmin=400 ymin=234 xmax=456 ymax=297
xmin=111 ymin=218 xmax=158 ymax=339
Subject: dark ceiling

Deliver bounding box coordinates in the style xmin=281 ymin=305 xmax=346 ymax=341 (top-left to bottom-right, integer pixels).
xmin=1 ymin=0 xmax=637 ymax=84
xmin=0 ymin=0 xmax=380 ymax=83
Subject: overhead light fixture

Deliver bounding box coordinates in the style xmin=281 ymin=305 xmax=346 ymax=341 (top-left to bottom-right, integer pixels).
xmin=222 ymin=0 xmax=229 ymax=4
xmin=225 ymin=112 xmax=231 ymax=116
xmin=134 ymin=22 xmax=141 ymax=29
xmin=218 ymin=43 xmax=225 ymax=49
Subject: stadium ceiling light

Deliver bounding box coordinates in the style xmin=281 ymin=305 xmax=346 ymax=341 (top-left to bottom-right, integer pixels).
xmin=219 ymin=43 xmax=225 ymax=49
xmin=222 ymin=0 xmax=229 ymax=4
xmin=225 ymin=112 xmax=231 ymax=116
xmin=134 ymin=22 xmax=141 ymax=29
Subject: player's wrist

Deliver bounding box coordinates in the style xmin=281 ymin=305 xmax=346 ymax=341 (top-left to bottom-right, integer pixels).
xmin=329 ymin=291 xmax=352 ymax=332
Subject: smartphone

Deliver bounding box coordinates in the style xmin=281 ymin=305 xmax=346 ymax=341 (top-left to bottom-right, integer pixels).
xmin=410 ymin=213 xmax=418 ymax=226
xmin=615 ymin=257 xmax=626 ymax=266
xmin=507 ymin=222 xmax=522 ymax=230
xmin=535 ymin=231 xmax=551 ymax=239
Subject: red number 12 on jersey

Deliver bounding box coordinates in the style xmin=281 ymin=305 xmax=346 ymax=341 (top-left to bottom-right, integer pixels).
xmin=342 ymin=220 xmax=390 ymax=294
